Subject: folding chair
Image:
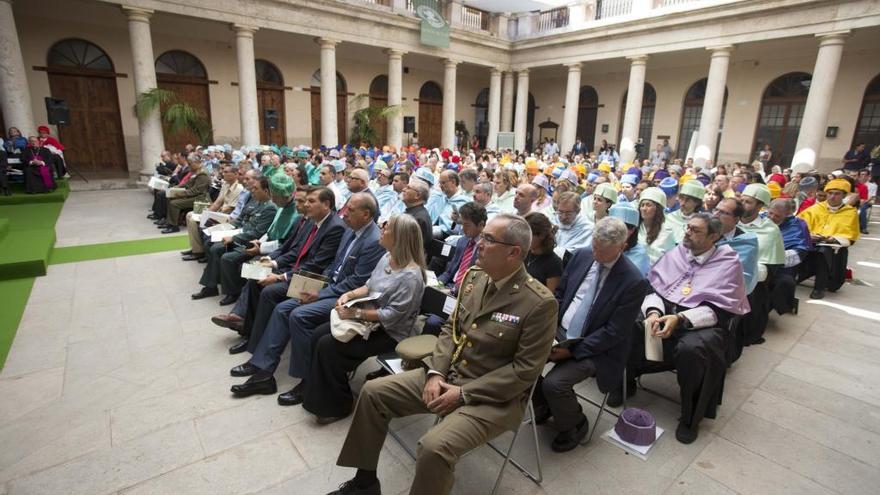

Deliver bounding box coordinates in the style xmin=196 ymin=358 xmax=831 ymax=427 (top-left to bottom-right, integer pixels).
xmin=575 ymin=368 xmax=628 ymax=446
xmin=375 ymin=354 xmax=543 ymax=494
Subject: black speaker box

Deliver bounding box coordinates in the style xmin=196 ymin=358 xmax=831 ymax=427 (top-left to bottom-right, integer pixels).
xmin=45 ymin=97 xmax=69 ymax=125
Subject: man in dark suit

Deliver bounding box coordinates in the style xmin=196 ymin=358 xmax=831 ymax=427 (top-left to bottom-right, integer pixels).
xmin=229 ymin=193 xmax=386 ymax=399
xmin=533 ymin=216 xmax=651 ymax=452
xmin=436 ymin=202 xmax=486 ymax=290
xmin=402 ymin=179 xmax=433 ymax=253
xmin=232 ymin=187 xmax=346 ymax=354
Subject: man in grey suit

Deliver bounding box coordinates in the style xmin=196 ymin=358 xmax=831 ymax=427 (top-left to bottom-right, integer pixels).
xmin=230 ymin=193 xmax=386 ymax=400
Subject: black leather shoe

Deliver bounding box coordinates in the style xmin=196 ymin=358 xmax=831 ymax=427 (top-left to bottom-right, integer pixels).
xmin=278 ymin=382 xmax=306 ymax=406
xmin=191 ymin=287 xmax=219 ymax=300
xmin=181 ymin=253 xmax=204 ymax=261
xmin=161 ymin=226 xmax=180 ymax=234
xmin=180 ymin=249 xmax=193 ymax=255
xmin=551 ymin=415 xmax=589 ymax=452
xmin=327 ymin=479 xmax=381 ymax=495
xmin=231 ymin=376 xmax=277 ymax=398
xmin=218 ymin=295 xmax=238 ymax=306
xmin=316 ymin=415 xmax=345 ymax=425
xmin=147 ymin=213 xmax=159 ymax=220
xmin=607 ymin=382 xmax=637 ymax=408
xmin=154 ymin=219 xmax=167 ymax=225
xmin=198 ymin=257 xmax=209 ymax=264
xmin=230 ymin=362 xmax=258 ymax=377
xmin=675 ymin=420 xmax=699 ymax=444
xmin=810 ymin=288 xmax=825 ymax=300
xmin=228 ymin=338 xmax=249 ymax=354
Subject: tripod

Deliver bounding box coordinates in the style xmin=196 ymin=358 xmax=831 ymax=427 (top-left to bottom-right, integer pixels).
xmin=56 ymin=123 xmax=88 ymax=183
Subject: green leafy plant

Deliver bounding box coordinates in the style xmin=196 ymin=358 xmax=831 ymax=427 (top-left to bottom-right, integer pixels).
xmin=136 ymin=88 xmax=213 ymax=144
xmin=349 ymin=94 xmax=404 ymax=146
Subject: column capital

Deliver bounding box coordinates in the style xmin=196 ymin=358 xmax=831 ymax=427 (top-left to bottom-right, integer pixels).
xmin=516 ymin=68 xmax=529 ymax=76
xmin=232 ymin=24 xmax=258 ymax=36
xmin=815 ymin=30 xmax=849 ymax=46
xmin=706 ymin=45 xmax=734 ymax=56
xmin=626 ymin=55 xmax=648 ymax=65
xmin=565 ymin=62 xmax=582 ymax=72
xmin=121 ymin=6 xmax=154 ymax=22
xmin=489 ymin=67 xmax=503 ymax=76
xmin=443 ymin=59 xmax=459 ymax=68
xmin=384 ymin=48 xmax=405 ymax=58
xmin=316 ymin=37 xmax=340 ymax=48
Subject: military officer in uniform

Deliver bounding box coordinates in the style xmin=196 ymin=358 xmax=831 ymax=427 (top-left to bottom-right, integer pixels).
xmin=328 ymin=214 xmax=558 ymax=495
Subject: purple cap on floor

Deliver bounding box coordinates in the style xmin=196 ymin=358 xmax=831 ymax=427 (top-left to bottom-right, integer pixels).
xmin=614 ymin=408 xmax=656 ymax=446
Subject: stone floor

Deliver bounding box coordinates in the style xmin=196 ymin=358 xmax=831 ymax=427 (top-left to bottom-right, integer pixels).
xmin=1 ymin=189 xmax=879 ymax=495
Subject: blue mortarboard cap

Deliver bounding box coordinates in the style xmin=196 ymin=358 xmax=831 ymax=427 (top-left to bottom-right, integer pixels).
xmin=413 ymin=167 xmax=435 ymax=186
xmin=621 ymin=174 xmax=639 ymax=186
xmin=609 ymin=203 xmax=640 ymax=227
xmin=659 ymin=177 xmax=679 ymax=196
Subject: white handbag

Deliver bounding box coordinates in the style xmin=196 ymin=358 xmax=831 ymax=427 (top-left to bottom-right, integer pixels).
xmin=330 ymin=308 xmax=377 ymax=343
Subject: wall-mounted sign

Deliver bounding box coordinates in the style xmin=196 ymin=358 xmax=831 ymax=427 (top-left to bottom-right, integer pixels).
xmin=414 ymin=0 xmax=449 ymax=48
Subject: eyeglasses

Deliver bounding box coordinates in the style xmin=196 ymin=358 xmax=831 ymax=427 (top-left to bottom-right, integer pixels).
xmin=684 ymin=225 xmax=706 ymax=234
xmin=556 ymin=209 xmax=578 ymax=217
xmin=479 ymin=233 xmax=518 ymax=247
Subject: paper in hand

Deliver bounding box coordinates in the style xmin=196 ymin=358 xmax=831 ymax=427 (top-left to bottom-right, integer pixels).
xmin=644 ymin=320 xmax=663 ymax=362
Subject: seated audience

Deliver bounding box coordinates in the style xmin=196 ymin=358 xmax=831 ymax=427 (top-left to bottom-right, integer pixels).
xmin=532 ymin=217 xmax=650 ymax=452
xmin=182 ymin=163 xmax=244 ymax=260
xmin=609 ymin=203 xmax=650 ymax=275
xmin=402 ymin=180 xmax=433 ymax=253
xmin=328 ymin=214 xmax=557 ymax=495
xmin=621 ymin=213 xmax=749 ymax=444
xmin=21 ymin=136 xmax=56 ymax=194
xmin=766 ymin=197 xmax=810 ymax=314
xmin=664 ymin=180 xmax=706 ymax=243
xmin=514 ymin=183 xmax=539 ymax=216
xmin=638 ymin=187 xmax=676 ymax=265
xmin=591 ymin=183 xmax=617 ymax=222
xmin=159 ymin=154 xmax=212 ymax=233
xmin=797 ymin=178 xmax=860 ymax=299
xmin=523 ymin=212 xmax=563 ymax=292
xmin=554 ymin=191 xmax=593 ymax=253
xmin=427 ymin=170 xmax=469 ymax=238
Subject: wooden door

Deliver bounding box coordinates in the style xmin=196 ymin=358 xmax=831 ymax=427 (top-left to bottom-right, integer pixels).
xmin=47 ymin=70 xmax=127 ymax=174
xmin=310 ymin=88 xmax=348 ymax=147
xmin=369 ymin=94 xmax=388 ymax=146
xmin=418 ymin=101 xmax=442 ymax=148
xmin=258 ymin=86 xmax=285 ymax=145
xmin=157 ymin=76 xmax=212 ymax=153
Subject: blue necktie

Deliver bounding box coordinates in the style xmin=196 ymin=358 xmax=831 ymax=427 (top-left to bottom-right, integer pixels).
xmin=566 ymin=263 xmax=604 ymax=339
xmin=332 ymin=234 xmax=357 ymax=282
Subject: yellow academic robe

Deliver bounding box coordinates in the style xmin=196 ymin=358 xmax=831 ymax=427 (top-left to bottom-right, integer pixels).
xmin=797 ymin=201 xmax=860 ymax=244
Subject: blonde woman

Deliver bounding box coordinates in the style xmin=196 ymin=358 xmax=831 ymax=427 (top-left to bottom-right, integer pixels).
xmin=491 ymin=169 xmax=516 ymax=213
xmin=302 ymin=213 xmax=427 ymax=423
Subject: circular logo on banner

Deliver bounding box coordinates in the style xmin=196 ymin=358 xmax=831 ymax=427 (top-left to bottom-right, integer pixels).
xmin=416 ymin=5 xmax=446 ymax=29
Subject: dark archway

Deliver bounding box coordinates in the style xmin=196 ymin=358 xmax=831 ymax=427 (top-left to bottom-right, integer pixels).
xmin=255 ymin=59 xmax=285 ymax=145
xmin=474 ymin=87 xmax=489 ymax=148
xmin=852 ymin=74 xmax=880 ymax=150
xmin=155 ymin=50 xmax=212 ymax=151
xmin=310 ymin=70 xmax=348 ymax=147
xmin=369 ymin=75 xmax=389 ymax=145
xmin=576 ymin=85 xmax=599 ymax=152
xmin=618 ymin=83 xmax=656 ymax=160
xmin=418 ymin=81 xmax=443 ymax=148
xmin=676 ymin=78 xmax=729 ymax=161
xmin=752 ymin=72 xmax=811 ymax=167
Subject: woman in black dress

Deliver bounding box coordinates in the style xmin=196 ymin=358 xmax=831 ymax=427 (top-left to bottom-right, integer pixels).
xmin=524 ymin=212 xmax=563 ymax=292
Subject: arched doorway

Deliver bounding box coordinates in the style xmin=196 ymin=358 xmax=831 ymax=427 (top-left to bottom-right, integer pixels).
xmin=576 ymin=85 xmax=599 ymax=152
xmin=155 ymin=50 xmax=212 ymax=152
xmin=852 ymin=74 xmax=880 ymax=150
xmin=676 ymin=78 xmax=728 ymax=161
xmin=46 ymin=38 xmax=127 ymax=175
xmin=369 ymin=75 xmax=388 ymax=146
xmin=256 ymin=59 xmax=285 ymax=145
xmin=512 ymin=92 xmax=537 ymax=152
xmin=753 ymin=72 xmax=811 ymax=167
xmin=474 ymin=88 xmax=489 ymax=149
xmin=618 ymin=83 xmax=656 ymax=160
xmin=310 ymin=70 xmax=348 ymax=148
xmin=418 ymin=81 xmax=443 ymax=148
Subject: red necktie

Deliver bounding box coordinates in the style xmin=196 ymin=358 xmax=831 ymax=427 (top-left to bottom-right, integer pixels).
xmin=453 ymin=239 xmax=476 ymax=287
xmin=337 ymin=202 xmax=349 ymax=218
xmin=293 ymin=224 xmax=319 ymax=270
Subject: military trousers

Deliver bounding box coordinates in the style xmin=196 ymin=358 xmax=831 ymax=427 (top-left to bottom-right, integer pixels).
xmin=185 ymin=211 xmax=205 ymax=253
xmin=167 ymin=196 xmax=196 ymax=225
xmin=337 ymin=368 xmax=507 ymax=495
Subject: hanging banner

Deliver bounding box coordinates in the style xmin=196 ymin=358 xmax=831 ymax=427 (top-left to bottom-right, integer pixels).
xmin=414 ymin=0 xmax=449 ymax=48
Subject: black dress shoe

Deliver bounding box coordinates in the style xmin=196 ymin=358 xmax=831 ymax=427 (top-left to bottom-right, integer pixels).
xmin=230 ymin=375 xmax=277 ymax=398
xmin=180 ymin=249 xmax=193 ymax=255
xmin=810 ymin=288 xmax=825 ymax=300
xmin=607 ymin=382 xmax=637 ymax=408
xmin=230 ymin=361 xmax=259 ymax=377
xmin=181 ymin=253 xmax=204 ymax=261
xmin=228 ymin=338 xmax=249 ymax=354
xmin=147 ymin=213 xmax=159 ymax=220
xmin=198 ymin=257 xmax=209 ymax=264
xmin=278 ymin=382 xmax=306 ymax=406
xmin=551 ymin=415 xmax=589 ymax=452
xmin=191 ymin=287 xmax=219 ymax=300
xmin=218 ymin=295 xmax=238 ymax=306
xmin=316 ymin=415 xmax=346 ymax=425
xmin=327 ymin=479 xmax=381 ymax=495
xmin=675 ymin=420 xmax=699 ymax=444
xmin=161 ymin=226 xmax=180 ymax=234
xmin=154 ymin=219 xmax=167 ymax=225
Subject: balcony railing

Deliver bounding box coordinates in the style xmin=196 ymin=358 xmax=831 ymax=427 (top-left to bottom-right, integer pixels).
xmin=596 ymin=0 xmax=633 ymax=20
xmin=460 ymin=6 xmax=490 ymax=31
xmin=535 ymin=6 xmax=570 ymax=34
xmin=359 ymin=0 xmax=392 ymax=7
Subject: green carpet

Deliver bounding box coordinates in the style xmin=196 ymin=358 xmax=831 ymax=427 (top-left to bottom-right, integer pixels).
xmin=0 ymin=278 xmax=35 ymax=370
xmin=50 ymin=235 xmax=189 ymax=265
xmin=0 ymin=180 xmax=70 ymax=205
xmin=0 ymin=203 xmax=63 ymax=279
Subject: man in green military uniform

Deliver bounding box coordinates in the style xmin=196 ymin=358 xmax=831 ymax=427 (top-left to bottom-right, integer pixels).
xmin=161 ymin=154 xmax=212 ymax=233
xmin=328 ymin=214 xmax=559 ymax=495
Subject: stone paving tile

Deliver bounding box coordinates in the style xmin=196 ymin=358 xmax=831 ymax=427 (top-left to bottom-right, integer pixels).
xmin=692 ymin=437 xmax=833 ymax=494
xmin=721 ymin=411 xmax=880 ymax=494
xmin=195 ymin=395 xmax=310 ymax=457
xmin=6 ymin=421 xmax=204 ymax=495
xmin=0 ymin=367 xmax=64 ymax=424
xmin=774 ymin=356 xmax=880 ymax=408
xmin=121 ymin=432 xmax=307 ymax=495
xmin=664 ymin=467 xmax=737 ymax=495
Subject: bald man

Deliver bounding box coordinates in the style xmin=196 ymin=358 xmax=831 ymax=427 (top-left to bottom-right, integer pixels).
xmin=514 ymin=184 xmax=539 ymax=216
xmin=339 ymin=169 xmax=379 ymax=222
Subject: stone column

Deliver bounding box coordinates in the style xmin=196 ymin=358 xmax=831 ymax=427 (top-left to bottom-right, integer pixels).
xmin=620 ymin=55 xmax=648 ymax=164
xmin=233 ymin=24 xmax=260 ymax=147
xmin=318 ymin=38 xmax=339 ymax=147
xmin=501 ymin=71 xmax=515 ymax=132
xmin=0 ymin=0 xmax=35 ymax=137
xmin=513 ymin=69 xmax=530 ymax=152
xmin=694 ymin=45 xmax=732 ymax=167
xmin=560 ymin=63 xmax=582 ymax=154
xmin=486 ymin=68 xmax=502 ymax=150
xmin=123 ymin=6 xmax=164 ymax=178
xmin=441 ymin=59 xmax=458 ymax=150
xmin=792 ymin=31 xmax=849 ymax=173
xmin=386 ymin=49 xmax=404 ymax=149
